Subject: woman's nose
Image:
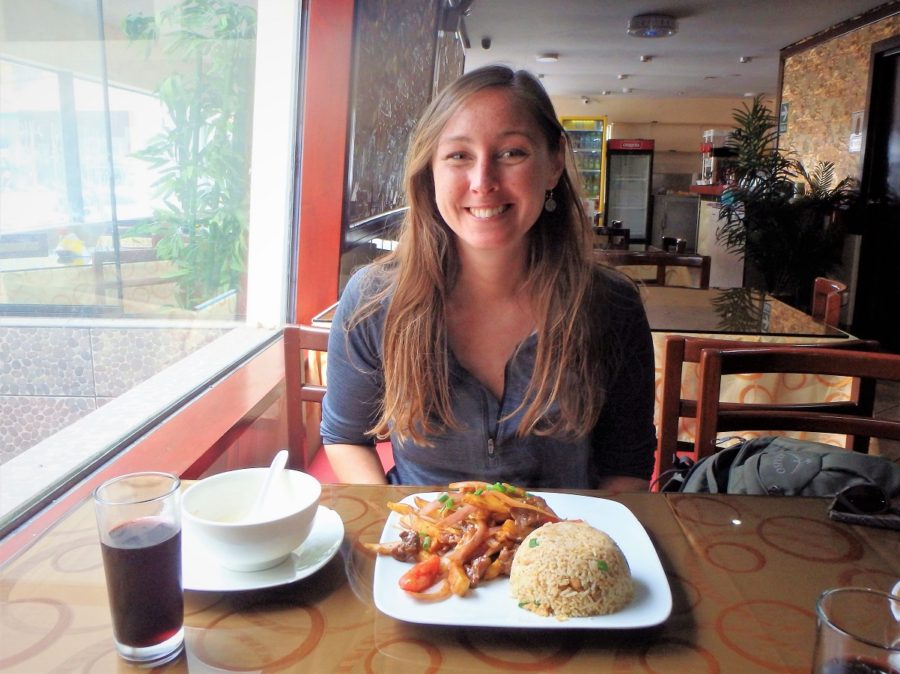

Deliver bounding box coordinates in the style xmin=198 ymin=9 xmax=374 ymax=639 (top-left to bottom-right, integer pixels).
xmin=470 ymin=157 xmax=498 ymax=192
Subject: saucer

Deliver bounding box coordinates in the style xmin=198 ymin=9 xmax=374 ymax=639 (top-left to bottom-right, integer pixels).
xmin=183 ymin=505 xmax=344 ymax=591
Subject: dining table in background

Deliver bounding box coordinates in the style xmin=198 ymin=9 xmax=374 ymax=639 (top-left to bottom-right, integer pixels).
xmin=1 ymin=483 xmax=897 ymax=673
xmin=643 ymin=286 xmax=857 ymax=449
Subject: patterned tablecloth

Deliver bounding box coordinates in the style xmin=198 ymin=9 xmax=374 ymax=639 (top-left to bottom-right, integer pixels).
xmin=1 ymin=485 xmax=897 ymax=673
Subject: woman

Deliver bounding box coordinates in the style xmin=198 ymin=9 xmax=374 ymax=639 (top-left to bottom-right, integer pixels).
xmin=320 ymin=65 xmax=656 ymax=490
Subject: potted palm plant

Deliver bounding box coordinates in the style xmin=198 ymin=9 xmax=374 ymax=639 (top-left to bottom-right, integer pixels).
xmin=124 ymin=0 xmax=257 ymax=312
xmin=716 ymin=96 xmax=859 ymax=311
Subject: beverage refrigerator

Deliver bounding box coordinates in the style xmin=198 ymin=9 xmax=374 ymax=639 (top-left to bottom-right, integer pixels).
xmin=604 ymin=139 xmax=654 ymax=241
xmin=560 ymin=116 xmax=608 ymax=223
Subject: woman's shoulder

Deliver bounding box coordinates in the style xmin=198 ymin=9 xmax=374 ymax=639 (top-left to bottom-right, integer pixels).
xmin=341 ymin=263 xmax=394 ymax=306
xmin=589 ymin=264 xmax=643 ymax=311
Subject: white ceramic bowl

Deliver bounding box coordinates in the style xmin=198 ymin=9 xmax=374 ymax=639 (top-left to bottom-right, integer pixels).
xmin=182 ymin=467 xmax=321 ymax=572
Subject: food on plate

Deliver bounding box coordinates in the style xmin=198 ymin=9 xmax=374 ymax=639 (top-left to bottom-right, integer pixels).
xmin=509 ymin=520 xmax=633 ymax=620
xmin=366 ymin=481 xmax=560 ymax=600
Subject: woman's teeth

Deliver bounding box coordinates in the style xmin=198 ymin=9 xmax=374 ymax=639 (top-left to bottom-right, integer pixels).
xmin=469 ymin=205 xmax=508 ymax=218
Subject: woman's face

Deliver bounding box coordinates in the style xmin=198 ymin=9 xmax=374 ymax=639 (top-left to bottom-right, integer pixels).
xmin=431 ymin=87 xmax=564 ymax=257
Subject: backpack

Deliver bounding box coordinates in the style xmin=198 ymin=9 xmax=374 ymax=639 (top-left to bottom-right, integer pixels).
xmin=673 ymin=436 xmax=900 ymax=497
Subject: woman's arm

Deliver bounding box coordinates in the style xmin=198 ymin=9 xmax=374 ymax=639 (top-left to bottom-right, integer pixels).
xmin=591 ymin=276 xmax=658 ymax=489
xmin=596 ymin=475 xmax=649 ymax=492
xmin=323 ymin=443 xmax=388 ymax=484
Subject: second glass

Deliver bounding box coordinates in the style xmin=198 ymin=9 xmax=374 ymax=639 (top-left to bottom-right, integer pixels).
xmin=812 ymin=587 xmax=900 ymax=674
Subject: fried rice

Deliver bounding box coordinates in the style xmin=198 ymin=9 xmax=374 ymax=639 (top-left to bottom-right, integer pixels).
xmin=509 ymin=520 xmax=633 ymax=620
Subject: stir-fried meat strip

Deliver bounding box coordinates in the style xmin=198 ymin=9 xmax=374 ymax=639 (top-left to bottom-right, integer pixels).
xmin=465 ymin=555 xmax=493 ymax=587
xmin=391 ymin=530 xmax=420 ymax=563
xmin=510 ymin=506 xmax=548 ymax=530
xmin=495 ymin=546 xmax=515 ymax=576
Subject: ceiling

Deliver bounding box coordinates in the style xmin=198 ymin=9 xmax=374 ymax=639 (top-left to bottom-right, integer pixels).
xmin=461 ymin=0 xmax=893 ymax=99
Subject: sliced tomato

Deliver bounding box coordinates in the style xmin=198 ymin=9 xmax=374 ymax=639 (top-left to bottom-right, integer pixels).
xmin=398 ymin=555 xmax=441 ymax=593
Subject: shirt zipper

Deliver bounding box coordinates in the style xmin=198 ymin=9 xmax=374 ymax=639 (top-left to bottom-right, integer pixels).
xmin=487 ymin=436 xmax=495 ymax=457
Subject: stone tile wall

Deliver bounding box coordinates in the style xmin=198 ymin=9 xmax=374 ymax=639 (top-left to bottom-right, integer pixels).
xmin=0 ymin=326 xmax=228 ymax=464
xmin=780 ymin=14 xmax=899 ymax=181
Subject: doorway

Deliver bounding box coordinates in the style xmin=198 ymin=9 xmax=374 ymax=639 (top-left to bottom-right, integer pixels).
xmin=853 ymin=35 xmax=900 ymax=353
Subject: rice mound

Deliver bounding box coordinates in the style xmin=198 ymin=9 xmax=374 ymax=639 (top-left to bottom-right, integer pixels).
xmin=509 ymin=520 xmax=633 ymax=620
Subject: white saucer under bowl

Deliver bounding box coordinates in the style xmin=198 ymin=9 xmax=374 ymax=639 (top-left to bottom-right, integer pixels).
xmin=183 ymin=505 xmax=344 ymax=591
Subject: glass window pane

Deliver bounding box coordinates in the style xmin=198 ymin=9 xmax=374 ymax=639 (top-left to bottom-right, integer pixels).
xmin=0 ymin=0 xmax=297 ymax=532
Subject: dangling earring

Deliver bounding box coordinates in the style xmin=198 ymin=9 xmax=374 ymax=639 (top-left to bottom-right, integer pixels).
xmin=544 ymin=189 xmax=557 ymax=213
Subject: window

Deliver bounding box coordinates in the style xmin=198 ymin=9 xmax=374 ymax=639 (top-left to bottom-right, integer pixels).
xmin=0 ymin=0 xmax=301 ymax=532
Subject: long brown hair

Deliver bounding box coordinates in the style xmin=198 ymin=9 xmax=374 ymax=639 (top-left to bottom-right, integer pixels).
xmin=349 ymin=65 xmax=606 ymax=444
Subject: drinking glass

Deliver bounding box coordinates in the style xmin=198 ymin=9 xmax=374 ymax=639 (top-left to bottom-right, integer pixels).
xmin=812 ymin=587 xmax=900 ymax=674
xmin=94 ymin=472 xmax=184 ymax=666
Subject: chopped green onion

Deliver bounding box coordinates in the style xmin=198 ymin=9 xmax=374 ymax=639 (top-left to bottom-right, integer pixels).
xmin=422 ymin=535 xmax=431 ymax=551
xmin=488 ymin=481 xmax=508 ymax=493
xmin=529 ymin=538 xmax=539 ymax=548
xmin=438 ymin=493 xmax=450 ymax=503
xmin=518 ymin=601 xmax=526 ymax=608
xmin=473 ymin=488 xmax=485 ymax=496
xmin=597 ymin=560 xmax=609 ymax=572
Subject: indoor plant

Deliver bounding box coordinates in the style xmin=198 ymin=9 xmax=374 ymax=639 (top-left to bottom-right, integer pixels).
xmin=716 ymin=96 xmax=859 ymax=310
xmin=124 ymin=0 xmax=257 ymax=311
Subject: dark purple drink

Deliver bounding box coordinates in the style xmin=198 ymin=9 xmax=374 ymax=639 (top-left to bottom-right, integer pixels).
xmin=100 ymin=517 xmax=183 ymax=649
xmin=819 ymin=657 xmax=900 ymax=674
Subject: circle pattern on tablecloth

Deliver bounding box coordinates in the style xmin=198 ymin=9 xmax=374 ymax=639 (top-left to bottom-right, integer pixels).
xmin=716 ymin=599 xmax=814 ymax=674
xmin=757 ymin=516 xmax=863 ymax=562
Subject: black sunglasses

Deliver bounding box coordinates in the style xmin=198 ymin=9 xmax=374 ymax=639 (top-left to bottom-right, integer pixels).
xmin=831 ymin=483 xmax=891 ymax=515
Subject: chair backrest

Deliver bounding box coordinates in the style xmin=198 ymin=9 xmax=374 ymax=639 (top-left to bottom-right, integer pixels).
xmin=596 ymin=250 xmax=711 ymax=288
xmin=661 ymin=236 xmax=687 ymax=253
xmin=283 ymin=324 xmax=330 ymax=468
xmin=654 ymin=335 xmax=880 ymax=486
xmin=594 ymin=226 xmax=630 ymax=250
xmin=693 ymin=346 xmax=899 ymax=460
xmin=811 ymin=277 xmax=847 ymax=327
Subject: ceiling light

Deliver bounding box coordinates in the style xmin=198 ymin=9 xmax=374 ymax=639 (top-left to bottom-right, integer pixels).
xmin=622 ymin=87 xmax=632 ymax=94
xmin=600 ymin=90 xmax=611 ymax=95
xmin=535 ymin=53 xmax=559 ymax=63
xmin=617 ymin=74 xmax=628 ymax=80
xmin=627 ymin=13 xmax=677 ymax=38
xmin=739 ymin=56 xmax=752 ymax=63
xmin=640 ymin=54 xmax=653 ymax=62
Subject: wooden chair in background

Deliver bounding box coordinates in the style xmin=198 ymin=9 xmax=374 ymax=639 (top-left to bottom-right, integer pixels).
xmin=593 ymin=226 xmax=630 ymax=250
xmin=597 ymin=250 xmax=711 ymax=288
xmin=811 ymin=277 xmax=848 ymax=327
xmin=654 ymin=335 xmax=880 ymax=488
xmin=693 ymin=345 xmax=899 ymax=461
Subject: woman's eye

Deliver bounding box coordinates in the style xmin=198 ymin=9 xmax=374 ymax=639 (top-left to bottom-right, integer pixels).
xmin=499 ymin=148 xmax=528 ymax=160
xmin=444 ymin=151 xmax=468 ymax=161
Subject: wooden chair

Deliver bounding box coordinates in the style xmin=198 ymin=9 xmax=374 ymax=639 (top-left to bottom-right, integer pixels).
xmin=283 ymin=324 xmax=329 ymax=470
xmin=92 ymin=247 xmax=173 ymax=305
xmin=596 ymin=250 xmax=711 ymax=288
xmin=593 ymin=226 xmax=630 ymax=250
xmin=283 ymin=323 xmax=394 ymax=480
xmin=811 ymin=277 xmax=848 ymax=327
xmin=693 ymin=346 xmax=900 ymax=461
xmin=654 ymin=335 xmax=880 ymax=488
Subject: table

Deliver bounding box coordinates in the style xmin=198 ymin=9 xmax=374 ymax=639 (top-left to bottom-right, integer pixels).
xmin=594 ymin=249 xmax=711 ymax=288
xmin=1 ymin=485 xmax=897 ymax=673
xmin=643 ymin=287 xmax=855 ymax=449
xmin=642 ymin=286 xmax=847 ymax=337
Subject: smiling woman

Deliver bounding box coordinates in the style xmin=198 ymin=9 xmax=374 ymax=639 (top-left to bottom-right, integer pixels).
xmin=321 ymin=66 xmax=657 ymax=491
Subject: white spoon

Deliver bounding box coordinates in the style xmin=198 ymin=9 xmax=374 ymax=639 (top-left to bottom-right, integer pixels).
xmin=246 ymin=449 xmax=289 ymax=522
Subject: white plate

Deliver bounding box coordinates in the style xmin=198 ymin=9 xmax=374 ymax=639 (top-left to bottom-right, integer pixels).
xmin=183 ymin=505 xmax=343 ymax=591
xmin=373 ymin=492 xmax=672 ymax=628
